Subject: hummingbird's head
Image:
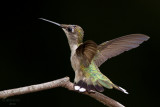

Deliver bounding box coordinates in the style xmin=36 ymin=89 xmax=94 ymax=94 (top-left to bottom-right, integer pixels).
xmin=61 ymin=24 xmax=84 ymax=44
xmin=39 ymin=18 xmax=84 ymax=45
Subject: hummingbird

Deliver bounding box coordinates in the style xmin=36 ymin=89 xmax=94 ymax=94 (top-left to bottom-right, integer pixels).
xmin=39 ymin=18 xmax=149 ymax=94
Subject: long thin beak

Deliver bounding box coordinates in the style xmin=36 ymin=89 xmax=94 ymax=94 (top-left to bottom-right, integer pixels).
xmin=39 ymin=18 xmax=61 ymax=26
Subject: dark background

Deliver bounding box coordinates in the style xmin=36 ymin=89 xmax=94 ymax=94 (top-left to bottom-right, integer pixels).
xmin=0 ymin=0 xmax=159 ymax=107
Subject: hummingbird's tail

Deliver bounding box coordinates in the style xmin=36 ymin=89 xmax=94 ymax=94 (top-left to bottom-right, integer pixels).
xmin=75 ymin=79 xmax=105 ymax=92
xmin=74 ymin=75 xmax=128 ymax=94
xmin=74 ymin=76 xmax=113 ymax=93
xmin=97 ymin=79 xmax=129 ymax=94
xmin=74 ymin=62 xmax=128 ymax=94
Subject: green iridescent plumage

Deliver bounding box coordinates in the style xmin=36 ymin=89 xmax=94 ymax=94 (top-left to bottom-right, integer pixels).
xmin=80 ymin=61 xmax=113 ymax=89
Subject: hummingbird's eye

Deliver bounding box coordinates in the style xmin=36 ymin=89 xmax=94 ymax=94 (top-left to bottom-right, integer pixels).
xmin=67 ymin=27 xmax=74 ymax=33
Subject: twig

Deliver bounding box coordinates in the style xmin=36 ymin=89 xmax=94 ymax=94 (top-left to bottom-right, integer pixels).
xmin=0 ymin=77 xmax=125 ymax=107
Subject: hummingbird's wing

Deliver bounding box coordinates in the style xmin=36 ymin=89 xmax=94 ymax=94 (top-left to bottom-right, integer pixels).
xmin=76 ymin=40 xmax=97 ymax=67
xmin=94 ymin=34 xmax=150 ymax=67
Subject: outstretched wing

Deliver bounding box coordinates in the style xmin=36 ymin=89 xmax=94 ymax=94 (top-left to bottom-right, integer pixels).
xmin=76 ymin=40 xmax=97 ymax=67
xmin=94 ymin=34 xmax=150 ymax=67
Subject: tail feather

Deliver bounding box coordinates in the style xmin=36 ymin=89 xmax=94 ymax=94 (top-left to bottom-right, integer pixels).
xmin=112 ymin=84 xmax=129 ymax=94
xmin=98 ymin=80 xmax=113 ymax=89
xmin=87 ymin=84 xmax=96 ymax=91
xmin=93 ymin=81 xmax=104 ymax=92
xmin=76 ymin=80 xmax=87 ymax=89
xmin=94 ymin=84 xmax=104 ymax=92
xmin=75 ymin=79 xmax=104 ymax=92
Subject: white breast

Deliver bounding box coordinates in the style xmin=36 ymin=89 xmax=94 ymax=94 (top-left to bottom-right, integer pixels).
xmin=70 ymin=45 xmax=80 ymax=71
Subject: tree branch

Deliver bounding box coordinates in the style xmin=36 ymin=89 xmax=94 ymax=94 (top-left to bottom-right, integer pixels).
xmin=0 ymin=77 xmax=125 ymax=107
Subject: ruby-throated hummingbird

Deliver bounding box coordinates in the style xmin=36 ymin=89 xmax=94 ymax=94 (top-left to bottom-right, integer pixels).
xmin=39 ymin=18 xmax=149 ymax=94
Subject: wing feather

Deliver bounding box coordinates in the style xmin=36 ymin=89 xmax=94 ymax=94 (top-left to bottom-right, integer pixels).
xmin=76 ymin=40 xmax=97 ymax=67
xmin=94 ymin=34 xmax=150 ymax=67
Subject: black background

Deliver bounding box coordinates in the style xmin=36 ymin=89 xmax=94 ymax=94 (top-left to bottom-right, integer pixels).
xmin=0 ymin=0 xmax=159 ymax=107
